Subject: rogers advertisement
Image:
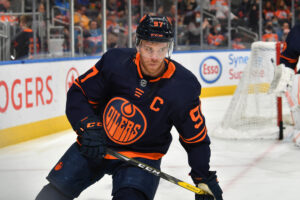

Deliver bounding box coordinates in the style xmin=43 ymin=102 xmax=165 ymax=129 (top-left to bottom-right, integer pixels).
xmin=0 ymin=59 xmax=97 ymax=130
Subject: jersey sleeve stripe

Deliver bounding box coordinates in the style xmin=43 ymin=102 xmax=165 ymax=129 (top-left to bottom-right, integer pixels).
xmin=73 ymin=79 xmax=87 ymax=96
xmin=179 ymin=126 xmax=207 ymax=143
xmin=280 ymin=54 xmax=298 ymax=63
xmin=80 ymin=65 xmax=99 ymax=83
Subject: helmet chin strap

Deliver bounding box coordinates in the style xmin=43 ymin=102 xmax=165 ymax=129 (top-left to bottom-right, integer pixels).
xmin=164 ymin=41 xmax=173 ymax=70
xmin=167 ymin=40 xmax=174 ymax=58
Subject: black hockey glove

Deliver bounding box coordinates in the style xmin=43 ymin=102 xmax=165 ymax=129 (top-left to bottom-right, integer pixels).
xmin=194 ymin=171 xmax=223 ymax=200
xmin=75 ymin=115 xmax=107 ymax=159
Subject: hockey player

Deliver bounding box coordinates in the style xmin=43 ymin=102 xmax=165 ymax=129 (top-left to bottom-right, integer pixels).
xmin=35 ymin=14 xmax=223 ymax=200
xmin=270 ymin=24 xmax=300 ymax=147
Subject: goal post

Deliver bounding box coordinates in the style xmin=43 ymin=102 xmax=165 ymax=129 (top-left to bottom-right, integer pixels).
xmin=276 ymin=42 xmax=284 ymax=140
xmin=212 ymin=41 xmax=292 ymax=140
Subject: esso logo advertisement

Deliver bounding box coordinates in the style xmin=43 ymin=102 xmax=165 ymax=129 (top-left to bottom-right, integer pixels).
xmin=66 ymin=67 xmax=79 ymax=93
xmin=199 ymin=56 xmax=222 ymax=84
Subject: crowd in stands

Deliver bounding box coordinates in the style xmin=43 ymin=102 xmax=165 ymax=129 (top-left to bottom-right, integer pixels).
xmin=0 ymin=0 xmax=299 ymax=60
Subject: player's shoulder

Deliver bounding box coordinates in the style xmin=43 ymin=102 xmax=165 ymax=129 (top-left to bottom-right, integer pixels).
xmin=95 ymin=48 xmax=136 ymax=70
xmin=291 ymin=24 xmax=300 ymax=32
xmin=288 ymin=24 xmax=300 ymax=38
xmin=170 ymin=59 xmax=201 ymax=90
xmin=104 ymin=48 xmax=136 ymax=59
xmin=285 ymin=24 xmax=300 ymax=48
xmin=168 ymin=59 xmax=201 ymax=98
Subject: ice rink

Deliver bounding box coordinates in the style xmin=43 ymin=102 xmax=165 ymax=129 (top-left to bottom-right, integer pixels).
xmin=0 ymin=96 xmax=299 ymax=200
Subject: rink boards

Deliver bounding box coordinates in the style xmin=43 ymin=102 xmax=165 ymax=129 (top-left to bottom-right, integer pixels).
xmin=0 ymin=49 xmax=251 ymax=147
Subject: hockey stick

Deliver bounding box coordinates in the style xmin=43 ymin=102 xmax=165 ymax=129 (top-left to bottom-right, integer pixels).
xmin=106 ymin=148 xmax=213 ymax=196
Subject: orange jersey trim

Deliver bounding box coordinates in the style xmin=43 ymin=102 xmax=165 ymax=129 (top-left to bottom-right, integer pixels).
xmin=139 ymin=15 xmax=147 ymax=22
xmin=180 ymin=126 xmax=207 ymax=144
xmin=280 ymin=54 xmax=298 ymax=64
xmin=104 ymin=151 xmax=164 ymax=160
xmin=134 ymin=53 xmax=176 ymax=82
xmin=81 ymin=65 xmax=99 ymax=83
xmin=73 ymin=80 xmax=86 ymax=96
xmin=88 ymin=100 xmax=99 ymax=105
xmin=23 ymin=28 xmax=33 ymax=32
xmin=134 ymin=53 xmax=144 ymax=78
xmin=149 ymin=59 xmax=176 ymax=82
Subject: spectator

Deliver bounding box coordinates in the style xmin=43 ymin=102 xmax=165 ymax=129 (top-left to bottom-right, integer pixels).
xmin=207 ymin=23 xmax=226 ymax=46
xmin=62 ymin=21 xmax=87 ymax=55
xmin=270 ymin=16 xmax=282 ymax=38
xmin=185 ymin=0 xmax=197 ymax=13
xmin=237 ymin=0 xmax=251 ymax=22
xmin=262 ymin=24 xmax=278 ymax=42
xmin=210 ymin=0 xmax=237 ymax=20
xmin=107 ymin=26 xmax=119 ymax=49
xmin=263 ymin=0 xmax=275 ymax=21
xmin=0 ymin=0 xmax=17 ymax=23
xmin=53 ymin=6 xmax=69 ymax=26
xmin=274 ymin=0 xmax=291 ymax=20
xmin=248 ymin=2 xmax=259 ymax=32
xmin=107 ymin=0 xmax=125 ymax=18
xmin=0 ymin=0 xmax=10 ymax=12
xmin=184 ymin=11 xmax=211 ymax=45
xmin=11 ymin=15 xmax=41 ymax=59
xmin=37 ymin=2 xmax=47 ymax=53
xmin=84 ymin=20 xmax=102 ymax=55
xmin=232 ymin=32 xmax=246 ymax=49
xmin=62 ymin=26 xmax=70 ymax=52
xmin=280 ymin=21 xmax=290 ymax=41
xmin=275 ymin=0 xmax=291 ymax=9
xmin=106 ymin=11 xmax=118 ymax=30
xmin=74 ymin=5 xmax=90 ymax=30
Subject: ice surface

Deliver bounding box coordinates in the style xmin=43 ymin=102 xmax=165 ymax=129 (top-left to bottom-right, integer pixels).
xmin=0 ymin=96 xmax=299 ymax=200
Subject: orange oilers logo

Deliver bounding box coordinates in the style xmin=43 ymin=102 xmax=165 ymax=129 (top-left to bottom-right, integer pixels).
xmin=103 ymin=97 xmax=147 ymax=145
xmin=54 ymin=161 xmax=63 ymax=171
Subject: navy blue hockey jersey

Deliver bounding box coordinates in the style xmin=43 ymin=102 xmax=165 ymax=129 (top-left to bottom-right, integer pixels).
xmin=280 ymin=24 xmax=300 ymax=72
xmin=66 ymin=48 xmax=211 ymax=179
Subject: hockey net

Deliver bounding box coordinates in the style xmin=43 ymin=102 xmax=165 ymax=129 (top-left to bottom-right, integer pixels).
xmin=212 ymin=41 xmax=293 ymax=139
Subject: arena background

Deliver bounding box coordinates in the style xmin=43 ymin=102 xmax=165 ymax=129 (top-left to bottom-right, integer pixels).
xmin=0 ymin=0 xmax=299 ymax=147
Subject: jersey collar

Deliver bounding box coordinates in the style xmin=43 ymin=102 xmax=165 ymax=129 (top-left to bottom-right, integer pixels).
xmin=134 ymin=52 xmax=176 ymax=82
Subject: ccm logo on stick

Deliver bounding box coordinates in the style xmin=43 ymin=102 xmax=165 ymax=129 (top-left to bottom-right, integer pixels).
xmin=0 ymin=76 xmax=53 ymax=113
xmin=137 ymin=163 xmax=160 ymax=176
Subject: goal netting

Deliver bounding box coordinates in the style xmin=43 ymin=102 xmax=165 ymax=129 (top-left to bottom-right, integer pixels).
xmin=212 ymin=41 xmax=293 ymax=139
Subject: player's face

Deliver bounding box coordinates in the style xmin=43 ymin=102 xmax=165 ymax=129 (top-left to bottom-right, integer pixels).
xmin=138 ymin=40 xmax=169 ymax=77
